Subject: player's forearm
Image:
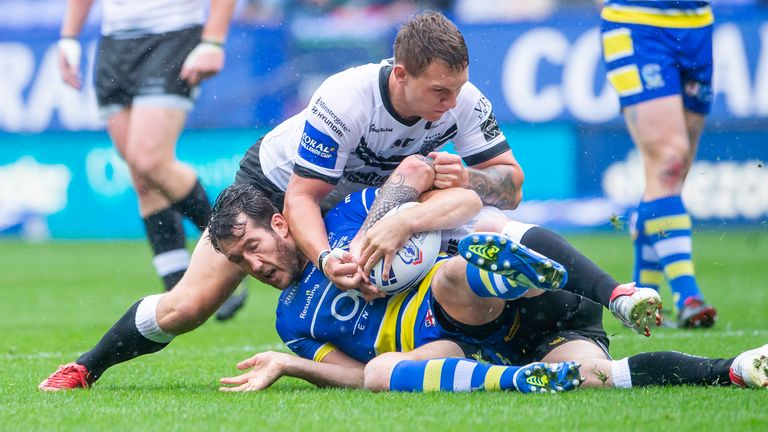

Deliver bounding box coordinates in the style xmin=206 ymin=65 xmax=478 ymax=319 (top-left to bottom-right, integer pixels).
xmin=283 ymin=194 xmax=330 ymax=267
xmin=202 ymin=0 xmax=236 ymax=43
xmin=467 ymin=164 xmax=523 ymax=210
xmin=61 ymin=0 xmax=94 ymax=38
xmin=406 ymin=188 xmax=482 ymax=233
xmin=282 ymin=356 xmax=365 ymax=389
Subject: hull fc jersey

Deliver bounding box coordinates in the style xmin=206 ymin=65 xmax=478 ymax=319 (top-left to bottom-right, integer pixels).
xmin=258 ymin=60 xmax=510 ymax=210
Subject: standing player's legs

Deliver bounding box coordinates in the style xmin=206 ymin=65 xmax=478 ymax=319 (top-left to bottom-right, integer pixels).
xmin=39 ymin=234 xmax=244 ymax=390
xmin=602 ymin=22 xmax=715 ymax=328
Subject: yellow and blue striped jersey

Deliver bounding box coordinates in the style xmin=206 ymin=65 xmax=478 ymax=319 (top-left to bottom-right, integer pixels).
xmin=602 ymin=1 xmax=713 ymax=28
xmin=275 ymin=188 xmax=451 ymax=363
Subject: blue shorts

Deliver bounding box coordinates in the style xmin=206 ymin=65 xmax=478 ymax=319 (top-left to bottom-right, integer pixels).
xmin=600 ymin=20 xmax=713 ymax=114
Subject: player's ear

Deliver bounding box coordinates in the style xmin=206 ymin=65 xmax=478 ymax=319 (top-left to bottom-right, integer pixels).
xmin=392 ymin=64 xmax=408 ymax=83
xmin=270 ymin=213 xmax=290 ymax=238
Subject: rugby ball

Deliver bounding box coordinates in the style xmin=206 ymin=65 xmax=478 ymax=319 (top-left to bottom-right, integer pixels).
xmin=368 ymin=202 xmax=441 ymax=295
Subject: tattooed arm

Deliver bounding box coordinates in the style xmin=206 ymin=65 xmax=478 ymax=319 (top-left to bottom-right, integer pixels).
xmin=429 ymin=150 xmax=524 ymax=210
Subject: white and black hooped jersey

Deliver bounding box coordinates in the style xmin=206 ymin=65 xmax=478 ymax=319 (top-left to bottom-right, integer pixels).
xmin=258 ymin=60 xmax=510 ymax=210
xmin=101 ymin=0 xmax=205 ymax=36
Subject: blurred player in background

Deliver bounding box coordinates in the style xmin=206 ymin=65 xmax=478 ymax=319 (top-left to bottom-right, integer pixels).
xmin=600 ymin=0 xmax=717 ymax=328
xmin=58 ymin=0 xmax=247 ymax=320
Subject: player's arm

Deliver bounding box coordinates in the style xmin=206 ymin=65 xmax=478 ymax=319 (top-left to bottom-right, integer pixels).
xmin=59 ymin=0 xmax=94 ymax=89
xmin=428 ymin=150 xmax=524 ymax=210
xmin=180 ymin=0 xmax=236 ymax=85
xmin=219 ymin=350 xmax=366 ymax=392
xmin=360 ymin=187 xmax=483 ymax=274
xmin=283 ymin=174 xmax=366 ymax=292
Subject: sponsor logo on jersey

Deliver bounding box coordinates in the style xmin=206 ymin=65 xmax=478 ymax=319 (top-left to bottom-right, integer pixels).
xmin=311 ymin=96 xmax=351 ymax=137
xmin=474 ymin=96 xmax=491 ymax=120
xmin=299 ymin=283 xmax=322 ymax=320
xmin=481 ymin=112 xmax=502 ymax=142
xmin=369 ymin=123 xmax=393 ymax=133
xmin=299 ymin=121 xmax=338 ymax=169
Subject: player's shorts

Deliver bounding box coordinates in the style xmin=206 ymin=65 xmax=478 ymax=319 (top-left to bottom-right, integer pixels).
xmin=94 ymin=26 xmax=202 ymax=117
xmin=233 ymin=137 xmax=287 ymax=211
xmin=600 ymin=20 xmax=713 ymax=114
xmin=434 ymin=290 xmax=609 ymax=365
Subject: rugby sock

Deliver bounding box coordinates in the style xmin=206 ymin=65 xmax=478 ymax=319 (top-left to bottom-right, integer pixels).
xmin=390 ymin=358 xmax=519 ymax=392
xmin=610 ymin=352 xmax=733 ymax=388
xmin=76 ymin=295 xmax=174 ymax=381
xmin=518 ymin=226 xmax=618 ymax=307
xmin=638 ymin=196 xmax=703 ymax=311
xmin=143 ymin=207 xmax=189 ymax=291
xmin=465 ymin=264 xmax=530 ymax=300
xmin=630 ymin=210 xmax=663 ymax=292
xmin=171 ymin=179 xmax=211 ymax=231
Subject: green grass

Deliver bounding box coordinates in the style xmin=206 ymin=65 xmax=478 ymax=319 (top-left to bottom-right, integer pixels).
xmin=1 ymin=230 xmax=767 ymax=431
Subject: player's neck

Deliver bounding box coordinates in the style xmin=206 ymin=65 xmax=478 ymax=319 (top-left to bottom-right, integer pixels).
xmin=387 ymin=70 xmax=419 ymax=121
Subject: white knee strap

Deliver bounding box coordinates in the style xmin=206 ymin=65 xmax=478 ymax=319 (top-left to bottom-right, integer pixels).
xmin=135 ymin=294 xmax=175 ymax=343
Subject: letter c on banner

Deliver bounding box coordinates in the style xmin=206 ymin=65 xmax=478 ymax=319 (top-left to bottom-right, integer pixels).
xmin=502 ymin=27 xmax=568 ymax=122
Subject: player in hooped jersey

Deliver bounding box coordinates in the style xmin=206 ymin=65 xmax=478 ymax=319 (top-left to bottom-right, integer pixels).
xmin=601 ymin=0 xmax=717 ymax=327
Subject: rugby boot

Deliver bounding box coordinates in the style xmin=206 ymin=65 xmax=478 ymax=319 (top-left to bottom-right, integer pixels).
xmin=677 ymin=298 xmax=717 ymax=328
xmin=513 ymin=361 xmax=583 ymax=394
xmin=608 ymin=282 xmax=663 ymax=337
xmin=458 ymin=232 xmax=567 ymax=290
xmin=730 ymin=344 xmax=768 ymax=388
xmin=39 ymin=362 xmax=92 ymax=391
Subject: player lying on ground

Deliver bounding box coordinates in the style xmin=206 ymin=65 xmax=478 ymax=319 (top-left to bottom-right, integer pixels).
xmin=204 ymin=184 xmax=768 ymax=392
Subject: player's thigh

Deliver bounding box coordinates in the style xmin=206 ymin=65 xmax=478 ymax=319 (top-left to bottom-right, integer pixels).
xmin=125 ymin=106 xmax=188 ymax=166
xmin=104 ymin=109 xmax=131 ymax=157
xmin=157 ymin=230 xmax=244 ymax=333
xmin=623 ymin=96 xmax=689 ymax=158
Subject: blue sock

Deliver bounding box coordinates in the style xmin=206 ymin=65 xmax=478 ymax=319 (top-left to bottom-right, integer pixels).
xmin=630 ymin=209 xmax=663 ymax=292
xmin=638 ymin=196 xmax=704 ymax=311
xmin=390 ymin=358 xmax=519 ymax=392
xmin=465 ymin=264 xmax=530 ymax=300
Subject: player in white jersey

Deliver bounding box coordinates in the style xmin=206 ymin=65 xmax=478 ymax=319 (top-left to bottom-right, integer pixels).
xmin=38 ymin=11 xmax=524 ymax=390
xmin=57 ymin=0 xmax=246 ymax=319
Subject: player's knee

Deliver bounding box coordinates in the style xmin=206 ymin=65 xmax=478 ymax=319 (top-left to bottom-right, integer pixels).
xmin=363 ymin=353 xmax=400 ymax=392
xmin=396 ymin=155 xmax=436 ymax=190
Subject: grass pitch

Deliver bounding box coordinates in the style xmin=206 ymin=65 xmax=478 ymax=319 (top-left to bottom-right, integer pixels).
xmin=1 ymin=230 xmax=767 ymax=431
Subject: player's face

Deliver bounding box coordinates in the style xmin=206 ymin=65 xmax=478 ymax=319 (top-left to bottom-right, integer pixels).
xmin=403 ymin=61 xmax=468 ymax=122
xmin=217 ymin=214 xmax=304 ymax=290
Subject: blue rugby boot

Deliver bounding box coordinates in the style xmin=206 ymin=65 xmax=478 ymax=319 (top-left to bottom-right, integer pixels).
xmin=458 ymin=232 xmax=568 ymax=290
xmin=513 ymin=361 xmax=583 ymax=394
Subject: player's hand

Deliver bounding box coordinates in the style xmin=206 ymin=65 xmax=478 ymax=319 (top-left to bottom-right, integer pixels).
xmin=58 ymin=38 xmax=82 ymax=89
xmin=359 ymin=213 xmax=411 ymax=279
xmin=180 ymin=41 xmax=225 ymax=86
xmin=323 ymin=250 xmax=364 ymax=291
xmin=428 ymin=152 xmax=468 ymax=189
xmin=219 ymin=351 xmax=288 ymax=392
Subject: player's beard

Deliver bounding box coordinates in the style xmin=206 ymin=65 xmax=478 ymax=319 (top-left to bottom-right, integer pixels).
xmin=273 ymin=232 xmax=306 ymax=285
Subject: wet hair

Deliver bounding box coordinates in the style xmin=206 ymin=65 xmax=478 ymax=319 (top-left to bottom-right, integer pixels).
xmin=207 ymin=184 xmax=278 ymax=253
xmin=393 ymin=10 xmax=468 ymax=76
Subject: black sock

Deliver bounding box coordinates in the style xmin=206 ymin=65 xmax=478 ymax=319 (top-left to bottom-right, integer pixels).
xmin=171 ymin=179 xmax=211 ymax=231
xmin=627 ymin=351 xmax=734 ymax=387
xmin=143 ymin=207 xmax=187 ymax=291
xmin=521 ymin=226 xmax=617 ymax=307
xmin=76 ymin=300 xmax=170 ymax=381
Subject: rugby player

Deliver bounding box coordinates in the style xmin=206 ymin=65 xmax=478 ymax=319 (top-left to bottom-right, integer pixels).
xmin=58 ymin=0 xmax=247 ymax=319
xmin=201 ymin=185 xmax=767 ymax=393
xmin=601 ymin=0 xmax=717 ymax=327
xmin=39 ymin=10 xmax=531 ymax=390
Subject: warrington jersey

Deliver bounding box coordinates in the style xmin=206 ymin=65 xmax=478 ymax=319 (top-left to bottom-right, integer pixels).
xmin=102 ymin=0 xmax=205 ymax=36
xmin=275 ymin=188 xmax=451 ymax=363
xmin=602 ymin=1 xmax=713 ymax=28
xmin=258 ymin=60 xmax=509 ymax=210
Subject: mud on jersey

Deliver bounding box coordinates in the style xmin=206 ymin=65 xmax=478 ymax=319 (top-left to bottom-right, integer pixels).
xmin=258 ymin=60 xmax=510 ymax=210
